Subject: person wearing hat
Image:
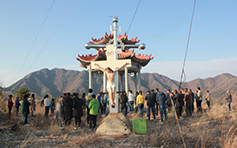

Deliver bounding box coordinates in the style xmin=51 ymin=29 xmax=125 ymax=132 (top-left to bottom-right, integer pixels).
xmin=8 ymin=95 xmax=14 ymax=117
xmin=15 ymin=96 xmax=21 ymax=116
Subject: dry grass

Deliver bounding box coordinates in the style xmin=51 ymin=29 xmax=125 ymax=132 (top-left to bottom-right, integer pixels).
xmin=74 ymin=133 xmax=107 ymax=147
xmin=149 ymin=130 xmax=176 ymax=147
xmin=220 ymin=125 xmax=237 ymax=148
xmin=0 ymin=93 xmax=6 ymax=113
xmin=185 ymin=104 xmax=237 ymax=148
xmin=0 ymin=94 xmax=237 ymax=148
xmin=19 ymin=132 xmax=35 ymax=148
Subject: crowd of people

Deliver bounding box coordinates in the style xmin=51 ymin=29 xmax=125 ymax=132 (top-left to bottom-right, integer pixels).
xmin=6 ymin=87 xmax=233 ymax=128
xmin=117 ymin=87 xmax=233 ymax=122
xmin=52 ymin=90 xmax=100 ymax=130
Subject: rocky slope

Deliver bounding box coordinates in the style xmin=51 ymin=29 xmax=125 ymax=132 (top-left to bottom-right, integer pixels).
xmin=5 ymin=68 xmax=237 ymax=103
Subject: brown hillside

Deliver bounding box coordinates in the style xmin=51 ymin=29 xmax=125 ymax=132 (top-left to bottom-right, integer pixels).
xmin=6 ymin=69 xmax=237 ymax=103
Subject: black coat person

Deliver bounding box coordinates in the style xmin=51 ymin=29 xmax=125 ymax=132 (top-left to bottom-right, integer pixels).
xmin=73 ymin=96 xmax=83 ymax=118
xmin=73 ymin=94 xmax=83 ymax=128
xmin=118 ymin=91 xmax=128 ymax=116
xmin=63 ymin=94 xmax=73 ymax=125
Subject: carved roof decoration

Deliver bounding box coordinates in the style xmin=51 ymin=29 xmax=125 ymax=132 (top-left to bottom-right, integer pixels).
xmin=89 ymin=32 xmax=140 ymax=45
xmin=118 ymin=49 xmax=135 ymax=59
xmin=135 ymin=53 xmax=154 ymax=61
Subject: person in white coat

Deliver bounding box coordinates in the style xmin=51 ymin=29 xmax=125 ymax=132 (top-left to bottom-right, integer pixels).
xmin=54 ymin=94 xmax=64 ymax=121
xmin=44 ymin=94 xmax=50 ymax=117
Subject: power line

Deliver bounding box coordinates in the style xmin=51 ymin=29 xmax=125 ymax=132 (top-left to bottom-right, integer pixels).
xmin=177 ymin=1 xmax=197 ymax=147
xmin=179 ymin=0 xmax=197 ymax=90
xmin=13 ymin=0 xmax=56 ymax=83
xmin=27 ymin=0 xmax=74 ymax=73
xmin=127 ymin=0 xmax=141 ymax=33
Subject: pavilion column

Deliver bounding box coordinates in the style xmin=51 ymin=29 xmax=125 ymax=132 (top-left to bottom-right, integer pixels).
xmin=134 ymin=72 xmax=137 ymax=93
xmin=88 ymin=69 xmax=93 ymax=89
xmin=125 ymin=67 xmax=128 ymax=94
xmin=138 ymin=68 xmax=141 ymax=91
xmin=103 ymin=72 xmax=107 ymax=92
xmin=120 ymin=73 xmax=123 ymax=91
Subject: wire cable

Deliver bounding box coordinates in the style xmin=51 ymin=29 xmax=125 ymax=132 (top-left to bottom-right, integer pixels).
xmin=27 ymin=0 xmax=74 ymax=73
xmin=12 ymin=0 xmax=56 ymax=83
xmin=126 ymin=0 xmax=141 ymax=33
xmin=179 ymin=0 xmax=197 ymax=90
xmin=176 ymin=1 xmax=197 ymax=148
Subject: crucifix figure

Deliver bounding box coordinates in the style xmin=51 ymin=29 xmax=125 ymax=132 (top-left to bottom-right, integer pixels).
xmin=85 ymin=16 xmax=145 ymax=113
xmin=95 ymin=62 xmax=128 ymax=107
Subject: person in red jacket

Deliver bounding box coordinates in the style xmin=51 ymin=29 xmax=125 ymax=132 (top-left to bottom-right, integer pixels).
xmin=8 ymin=95 xmax=14 ymax=117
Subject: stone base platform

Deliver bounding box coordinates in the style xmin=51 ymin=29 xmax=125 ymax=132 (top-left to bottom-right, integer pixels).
xmin=96 ymin=113 xmax=132 ymax=136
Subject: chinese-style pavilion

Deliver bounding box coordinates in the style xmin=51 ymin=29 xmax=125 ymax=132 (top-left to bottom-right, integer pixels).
xmin=76 ymin=19 xmax=153 ymax=94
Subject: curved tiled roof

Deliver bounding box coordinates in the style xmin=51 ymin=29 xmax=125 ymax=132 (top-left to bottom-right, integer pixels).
xmin=132 ymin=53 xmax=154 ymax=66
xmin=77 ymin=50 xmax=106 ymax=68
xmin=77 ymin=32 xmax=153 ymax=68
xmin=77 ymin=49 xmax=153 ymax=68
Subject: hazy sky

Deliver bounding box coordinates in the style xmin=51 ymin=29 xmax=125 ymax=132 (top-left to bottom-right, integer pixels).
xmin=0 ymin=0 xmax=237 ymax=87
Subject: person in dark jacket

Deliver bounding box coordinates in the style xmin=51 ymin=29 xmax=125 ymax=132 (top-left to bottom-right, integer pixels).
xmin=145 ymin=90 xmax=156 ymax=120
xmin=97 ymin=92 xmax=103 ymax=114
xmin=177 ymin=90 xmax=184 ymax=118
xmin=196 ymin=87 xmax=203 ymax=113
xmin=118 ymin=90 xmax=128 ymax=116
xmin=30 ymin=94 xmax=36 ymax=117
xmin=50 ymin=98 xmax=55 ymax=115
xmin=72 ymin=93 xmax=83 ymax=129
xmin=85 ymin=89 xmax=93 ymax=126
xmin=15 ymin=96 xmax=21 ymax=116
xmin=225 ymin=90 xmax=232 ymax=111
xmin=156 ymin=89 xmax=167 ymax=123
xmin=81 ymin=92 xmax=86 ymax=107
xmin=102 ymin=93 xmax=108 ymax=115
xmin=172 ymin=90 xmax=178 ymax=114
xmin=22 ymin=94 xmax=30 ymax=125
xmin=8 ymin=95 xmax=14 ymax=117
xmin=172 ymin=90 xmax=177 ymax=106
xmin=188 ymin=89 xmax=194 ymax=112
xmin=63 ymin=92 xmax=73 ymax=126
xmin=81 ymin=92 xmax=86 ymax=119
xmin=166 ymin=89 xmax=172 ymax=112
xmin=184 ymin=88 xmax=192 ymax=117
xmin=134 ymin=92 xmax=139 ymax=113
xmin=155 ymin=89 xmax=159 ymax=116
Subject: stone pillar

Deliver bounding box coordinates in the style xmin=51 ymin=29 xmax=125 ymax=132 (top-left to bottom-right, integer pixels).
xmin=120 ymin=74 xmax=123 ymax=91
xmin=134 ymin=72 xmax=137 ymax=93
xmin=89 ymin=69 xmax=93 ymax=89
xmin=125 ymin=67 xmax=128 ymax=94
xmin=138 ymin=68 xmax=141 ymax=91
xmin=103 ymin=72 xmax=107 ymax=92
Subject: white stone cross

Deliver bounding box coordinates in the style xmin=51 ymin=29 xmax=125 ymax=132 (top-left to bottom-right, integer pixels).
xmin=85 ymin=16 xmax=145 ymax=113
xmin=91 ymin=45 xmax=131 ymax=113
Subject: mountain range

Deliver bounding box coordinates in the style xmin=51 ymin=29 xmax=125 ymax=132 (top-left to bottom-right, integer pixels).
xmin=5 ymin=68 xmax=237 ymax=103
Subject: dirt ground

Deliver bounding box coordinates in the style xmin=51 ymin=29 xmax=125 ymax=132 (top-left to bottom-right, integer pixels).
xmin=0 ymin=104 xmax=237 ymax=148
